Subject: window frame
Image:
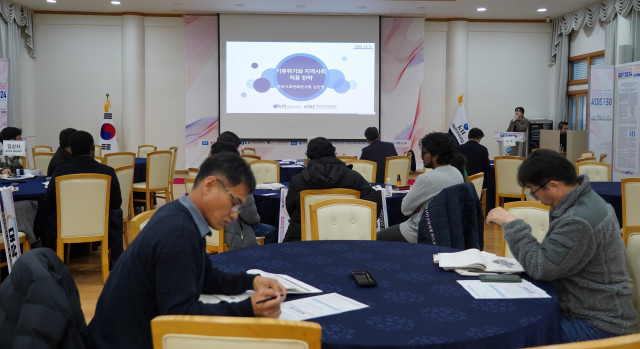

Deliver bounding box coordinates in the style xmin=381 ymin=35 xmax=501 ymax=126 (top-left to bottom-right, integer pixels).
xmin=568 ymin=50 xmax=605 ymax=86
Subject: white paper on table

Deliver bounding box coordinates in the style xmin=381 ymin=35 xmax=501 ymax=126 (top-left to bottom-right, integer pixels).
xmin=255 ymin=183 xmax=286 ymax=190
xmin=247 ymin=269 xmax=322 ymax=294
xmin=503 ymin=136 xmax=517 ymax=147
xmin=457 ymin=280 xmax=551 ymax=299
xmin=279 ymin=293 xmax=369 ymax=321
xmin=200 ymin=290 xmax=255 ymax=304
xmin=280 ymin=165 xmax=304 ymax=168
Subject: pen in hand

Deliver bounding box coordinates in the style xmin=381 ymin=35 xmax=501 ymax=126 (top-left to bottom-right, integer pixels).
xmin=256 ymin=293 xmax=285 ymax=304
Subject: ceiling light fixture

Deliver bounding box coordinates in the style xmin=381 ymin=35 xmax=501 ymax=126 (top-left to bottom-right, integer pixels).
xmin=46 ymin=0 xmax=56 ymax=3
xmin=111 ymin=1 xmax=121 ymax=5
xmin=537 ymin=8 xmax=547 ymax=12
xmin=477 ymin=7 xmax=487 ymax=12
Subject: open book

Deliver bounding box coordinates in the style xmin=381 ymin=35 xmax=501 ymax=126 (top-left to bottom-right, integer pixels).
xmin=435 ymin=249 xmax=524 ymax=274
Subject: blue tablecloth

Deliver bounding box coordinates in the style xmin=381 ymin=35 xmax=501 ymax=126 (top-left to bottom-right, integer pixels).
xmin=7 ymin=177 xmax=48 ymax=239
xmin=591 ymin=181 xmax=622 ymax=226
xmin=210 ymin=240 xmax=560 ymax=349
xmin=279 ymin=164 xmax=305 ymax=183
xmin=134 ymin=157 xmax=147 ymax=183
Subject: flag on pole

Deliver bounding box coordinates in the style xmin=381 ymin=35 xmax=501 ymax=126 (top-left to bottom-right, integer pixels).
xmin=449 ymin=94 xmax=469 ymax=145
xmin=100 ymin=93 xmax=119 ymax=154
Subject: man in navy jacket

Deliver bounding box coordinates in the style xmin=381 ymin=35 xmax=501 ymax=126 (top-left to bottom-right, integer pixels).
xmin=360 ymin=126 xmax=397 ymax=183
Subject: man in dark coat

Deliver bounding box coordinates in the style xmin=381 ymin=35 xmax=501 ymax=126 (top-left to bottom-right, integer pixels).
xmin=456 ymin=127 xmax=491 ymax=180
xmin=43 ymin=131 xmax=123 ymax=265
xmin=284 ymin=137 xmax=380 ymax=241
xmin=360 ymin=126 xmax=397 ymax=183
xmin=47 ymin=127 xmax=77 ymax=176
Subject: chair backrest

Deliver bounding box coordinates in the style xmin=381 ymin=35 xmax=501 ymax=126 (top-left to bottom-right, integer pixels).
xmin=205 ymin=227 xmax=227 ymax=254
xmin=576 ymin=156 xmax=596 ymax=163
xmin=575 ymin=161 xmax=611 ymax=182
xmin=115 ymin=165 xmax=135 ymax=220
xmin=138 ymin=144 xmax=157 ymax=159
xmin=300 ymin=189 xmax=360 ymax=241
xmin=494 ymin=156 xmax=525 ymax=197
xmin=241 ymin=147 xmax=256 ymax=156
xmin=502 ymin=201 xmax=550 ymax=258
xmin=56 ymin=173 xmax=110 ymax=239
xmin=19 ymin=156 xmax=26 ymax=169
xmin=94 ymin=144 xmax=102 ymax=157
xmin=187 ymin=167 xmax=198 ymax=179
xmin=250 ymin=160 xmax=280 ymax=184
xmin=33 ymin=152 xmax=54 ymax=174
xmin=242 ymin=154 xmax=261 ymax=163
xmin=94 ymin=156 xmax=104 ymax=164
xmin=622 ymin=178 xmax=640 ymax=244
xmin=522 ymin=332 xmax=640 ymax=348
xmin=145 ymin=151 xmax=173 ymax=189
xmin=524 ymin=187 xmax=538 ymax=201
xmin=184 ymin=177 xmax=195 ymax=194
xmin=336 ymin=155 xmax=357 ymax=162
xmin=168 ymin=146 xmax=178 ymax=181
xmin=580 ymin=150 xmax=595 ymax=158
xmin=32 ymin=145 xmax=53 ymax=167
xmin=151 ymin=315 xmax=321 ymax=349
xmin=466 ymin=172 xmax=484 ymax=199
xmin=599 ymin=153 xmax=607 ymax=162
xmin=104 ymin=152 xmax=136 ymax=169
xmin=129 ymin=210 xmax=156 ymax=243
xmin=384 ymin=155 xmax=410 ymax=186
xmin=309 ymin=198 xmax=376 ymax=240
xmin=627 ymin=233 xmax=640 ymax=333
xmin=345 ymin=159 xmax=377 ymax=183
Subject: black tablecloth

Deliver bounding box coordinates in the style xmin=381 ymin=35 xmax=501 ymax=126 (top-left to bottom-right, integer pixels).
xmin=210 ymin=240 xmax=560 ymax=349
xmin=591 ymin=181 xmax=622 ymax=226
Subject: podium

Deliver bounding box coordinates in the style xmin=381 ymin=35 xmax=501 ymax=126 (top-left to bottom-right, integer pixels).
xmin=493 ymin=131 xmax=526 ymax=157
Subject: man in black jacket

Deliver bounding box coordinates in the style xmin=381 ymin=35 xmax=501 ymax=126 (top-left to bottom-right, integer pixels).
xmin=360 ymin=126 xmax=397 ymax=183
xmin=47 ymin=127 xmax=77 ymax=176
xmin=456 ymin=127 xmax=491 ymax=179
xmin=284 ymin=137 xmax=380 ymax=241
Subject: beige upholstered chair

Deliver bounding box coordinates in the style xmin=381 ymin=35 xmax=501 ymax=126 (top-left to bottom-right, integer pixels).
xmin=241 ymin=154 xmax=261 ymax=163
xmin=167 ymin=146 xmax=178 ymax=201
xmin=32 ymin=145 xmax=53 ymax=168
xmin=345 ymin=159 xmax=377 ymax=183
xmin=524 ymin=187 xmax=538 ymax=202
xmin=104 ymin=151 xmax=136 ymax=169
xmin=579 ymin=150 xmax=595 ymax=159
xmin=129 ymin=210 xmax=156 ymax=244
xmin=133 ymin=151 xmax=172 ymax=211
xmin=501 ymin=201 xmax=550 ymax=258
xmin=184 ymin=177 xmax=195 ymax=194
xmin=576 ymin=156 xmax=596 ymax=163
xmin=599 ymin=153 xmax=607 ymax=162
xmin=55 ymin=173 xmax=111 ymax=283
xmin=423 ymin=167 xmax=433 ymax=174
xmin=206 ymin=228 xmax=227 ymax=254
xmin=300 ymin=189 xmax=360 ymax=241
xmin=336 ymin=155 xmax=357 ymax=162
xmin=115 ymin=165 xmax=135 ymax=247
xmin=250 ymin=160 xmax=280 ymax=184
xmin=622 ymin=178 xmax=640 ymax=245
xmin=138 ymin=144 xmax=157 ymax=159
xmin=187 ymin=167 xmax=198 ymax=179
xmin=151 ymin=315 xmax=322 ymax=349
xmin=94 ymin=144 xmax=103 ymax=158
xmin=309 ymin=198 xmax=377 ymax=240
xmin=575 ymin=161 xmax=611 ymax=182
xmin=384 ymin=155 xmax=410 ymax=186
xmin=494 ymin=156 xmax=525 ymax=207
xmin=466 ymin=172 xmax=486 ymax=217
xmin=241 ymin=147 xmax=256 ymax=156
xmin=33 ymin=152 xmax=54 ymax=174
xmin=94 ymin=156 xmax=104 ymax=164
xmin=627 ymin=233 xmax=640 ymax=332
xmin=524 ymin=332 xmax=640 ymax=348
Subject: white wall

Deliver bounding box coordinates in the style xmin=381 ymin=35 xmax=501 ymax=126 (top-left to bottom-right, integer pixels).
xmin=422 ymin=21 xmax=447 ymax=134
xmin=570 ymin=21 xmax=605 ymax=57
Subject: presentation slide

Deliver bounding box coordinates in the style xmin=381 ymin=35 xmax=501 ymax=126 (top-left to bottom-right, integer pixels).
xmin=226 ymin=42 xmax=376 ymax=115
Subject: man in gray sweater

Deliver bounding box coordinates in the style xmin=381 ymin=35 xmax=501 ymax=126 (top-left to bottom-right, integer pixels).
xmin=377 ymin=132 xmax=463 ymax=242
xmin=487 ymin=150 xmax=636 ymax=343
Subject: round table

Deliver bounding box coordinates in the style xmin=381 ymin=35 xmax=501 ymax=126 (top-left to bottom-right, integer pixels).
xmin=210 ymin=240 xmax=560 ymax=348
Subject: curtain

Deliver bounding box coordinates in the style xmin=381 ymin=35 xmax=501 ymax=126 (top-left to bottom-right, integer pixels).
xmin=605 ymin=16 xmax=618 ymax=64
xmin=554 ymin=33 xmax=569 ymax=124
xmin=0 ymin=0 xmax=35 ymax=128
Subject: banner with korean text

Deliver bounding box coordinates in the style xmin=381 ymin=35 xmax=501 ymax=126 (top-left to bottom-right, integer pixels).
xmin=613 ymin=62 xmax=640 ymax=180
xmin=1 ymin=187 xmax=21 ymax=272
xmin=588 ymin=66 xmax=614 ymax=167
xmin=0 ymin=58 xmax=8 ymax=130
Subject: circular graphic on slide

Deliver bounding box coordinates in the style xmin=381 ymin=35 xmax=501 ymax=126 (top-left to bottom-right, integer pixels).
xmin=275 ymin=53 xmax=328 ymax=101
xmin=101 ymin=124 xmax=116 ymax=140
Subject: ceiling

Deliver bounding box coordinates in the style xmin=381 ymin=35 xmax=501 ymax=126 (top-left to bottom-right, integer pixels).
xmin=16 ymin=0 xmax=596 ymax=20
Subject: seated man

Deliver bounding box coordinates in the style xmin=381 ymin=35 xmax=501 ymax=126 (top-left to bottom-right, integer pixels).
xmin=89 ymin=152 xmax=286 ymax=349
xmin=456 ymin=127 xmax=490 ymax=179
xmin=47 ymin=127 xmax=77 ymax=176
xmin=487 ymin=150 xmax=636 ymax=343
xmin=377 ymin=132 xmax=463 ymax=243
xmin=44 ymin=131 xmax=124 ymax=264
xmin=284 ymin=137 xmax=380 ymax=242
xmin=360 ymin=126 xmax=397 ymax=184
xmin=558 ymin=121 xmax=569 ymax=152
xmin=0 ymin=126 xmax=24 ymax=175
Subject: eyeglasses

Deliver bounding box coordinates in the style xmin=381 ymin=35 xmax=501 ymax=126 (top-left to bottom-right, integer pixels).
xmin=216 ymin=178 xmax=243 ymax=213
xmin=529 ymin=180 xmax=551 ymax=200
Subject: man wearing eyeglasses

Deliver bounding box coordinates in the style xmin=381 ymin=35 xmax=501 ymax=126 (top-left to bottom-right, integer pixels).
xmin=486 ymin=150 xmax=636 ymax=343
xmin=90 ymin=152 xmax=287 ymax=349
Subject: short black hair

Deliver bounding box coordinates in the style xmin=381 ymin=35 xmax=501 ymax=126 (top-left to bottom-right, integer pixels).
xmin=515 ymin=107 xmax=525 ymax=114
xmin=217 ymin=131 xmax=242 ymax=148
xmin=59 ymin=128 xmax=77 ymax=148
xmin=468 ymin=127 xmax=484 ymax=139
xmin=195 ymin=152 xmax=256 ymax=193
xmin=517 ymin=149 xmax=578 ymax=187
xmin=558 ymin=121 xmax=568 ymax=129
xmin=364 ymin=127 xmax=379 ymax=141
xmin=210 ymin=141 xmax=240 ymax=156
xmin=420 ymin=132 xmax=457 ymax=165
xmin=0 ymin=127 xmax=22 ymax=142
xmin=306 ymin=137 xmax=336 ymax=159
xmin=69 ymin=131 xmax=94 ymax=156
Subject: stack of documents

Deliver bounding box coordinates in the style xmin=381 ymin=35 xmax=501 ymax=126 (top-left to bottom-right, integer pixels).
xmin=434 ymin=249 xmax=524 ymax=274
xmin=255 ymin=183 xmax=286 ymax=190
xmin=457 ymin=280 xmax=551 ymax=299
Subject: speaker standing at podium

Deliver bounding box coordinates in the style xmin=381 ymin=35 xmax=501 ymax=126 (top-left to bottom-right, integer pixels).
xmin=506 ymin=106 xmax=529 ymax=156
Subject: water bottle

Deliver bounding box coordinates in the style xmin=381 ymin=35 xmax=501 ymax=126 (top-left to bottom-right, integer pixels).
xmin=385 ymin=177 xmax=393 ymax=197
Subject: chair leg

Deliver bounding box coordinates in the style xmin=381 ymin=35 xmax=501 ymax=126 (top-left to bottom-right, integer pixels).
xmin=123 ymin=218 xmax=129 ymax=248
xmin=65 ymin=243 xmax=70 ymax=264
xmin=145 ymin=191 xmax=151 ymax=211
xmin=101 ymin=237 xmax=109 ymax=284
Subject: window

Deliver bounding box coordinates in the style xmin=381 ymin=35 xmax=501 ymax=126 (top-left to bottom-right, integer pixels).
xmin=566 ymin=50 xmax=605 ymax=130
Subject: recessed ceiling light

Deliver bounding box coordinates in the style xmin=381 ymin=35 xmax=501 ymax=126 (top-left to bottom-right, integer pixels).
xmin=46 ymin=0 xmax=56 ymax=3
xmin=111 ymin=1 xmax=121 ymax=5
xmin=537 ymin=8 xmax=547 ymax=12
xmin=477 ymin=7 xmax=487 ymax=12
